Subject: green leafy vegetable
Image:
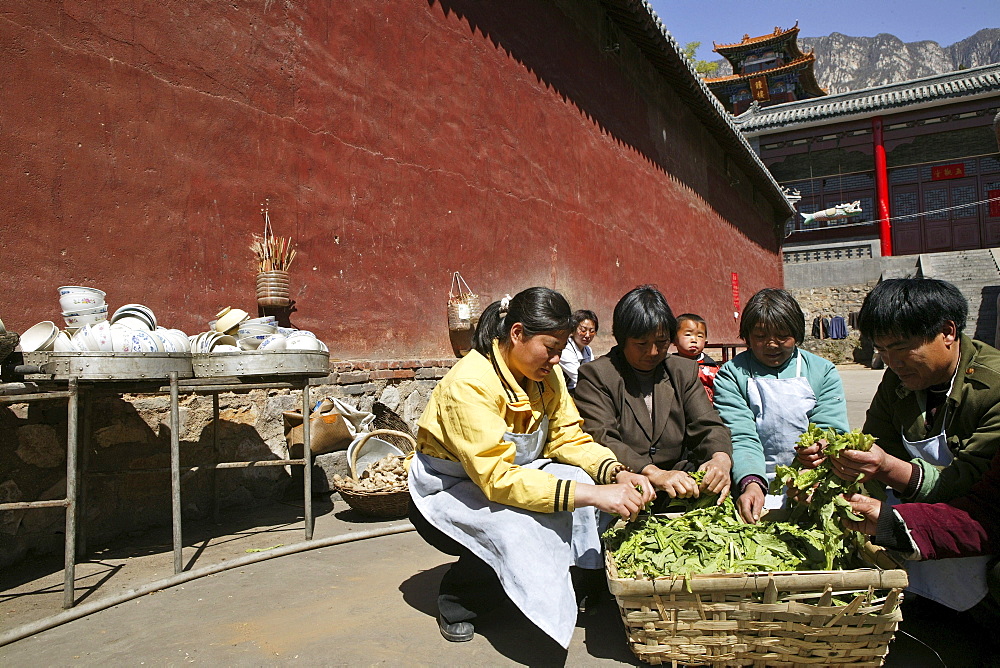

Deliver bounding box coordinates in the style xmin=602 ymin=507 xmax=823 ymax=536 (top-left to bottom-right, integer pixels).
xmin=771 ymin=424 xmax=877 ymax=568
xmin=605 ymin=496 xmax=848 ymax=578
xmin=608 ymin=426 xmax=879 ymax=578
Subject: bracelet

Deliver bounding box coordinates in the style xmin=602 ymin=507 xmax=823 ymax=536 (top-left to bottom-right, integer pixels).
xmin=608 ymin=463 xmax=631 ymax=483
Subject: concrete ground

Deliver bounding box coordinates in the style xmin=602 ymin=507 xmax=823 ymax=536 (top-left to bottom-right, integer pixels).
xmin=0 ymin=365 xmax=993 ymax=665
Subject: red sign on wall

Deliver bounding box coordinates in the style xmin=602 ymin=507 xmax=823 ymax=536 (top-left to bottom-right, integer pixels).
xmin=990 ymin=190 xmax=1000 ymax=218
xmin=731 ymin=272 xmax=741 ymax=319
xmin=749 ymin=76 xmax=770 ymax=102
xmin=931 ymin=163 xmax=966 ymax=180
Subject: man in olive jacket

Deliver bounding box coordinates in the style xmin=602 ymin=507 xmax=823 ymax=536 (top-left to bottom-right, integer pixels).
xmin=800 ymin=278 xmax=1000 ymax=504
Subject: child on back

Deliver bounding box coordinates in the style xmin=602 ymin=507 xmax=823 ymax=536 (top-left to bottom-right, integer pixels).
xmin=673 ymin=314 xmax=719 ymax=401
xmin=713 ymin=289 xmax=849 ymax=523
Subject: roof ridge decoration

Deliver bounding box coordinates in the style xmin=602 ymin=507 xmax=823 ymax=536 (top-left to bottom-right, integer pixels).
xmin=713 ymin=21 xmax=800 ymax=52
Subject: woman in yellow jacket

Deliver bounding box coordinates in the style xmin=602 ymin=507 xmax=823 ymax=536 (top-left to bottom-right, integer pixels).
xmin=408 ymin=287 xmax=654 ymax=647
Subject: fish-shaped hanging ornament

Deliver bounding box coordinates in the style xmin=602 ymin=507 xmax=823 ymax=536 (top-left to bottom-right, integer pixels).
xmin=801 ymin=200 xmax=863 ymax=224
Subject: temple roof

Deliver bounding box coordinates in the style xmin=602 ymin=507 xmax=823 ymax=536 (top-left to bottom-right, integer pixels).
xmin=713 ymin=22 xmax=806 ymax=58
xmin=704 ymin=53 xmax=816 ymax=82
xmin=704 ymin=53 xmax=826 ymax=99
xmin=737 ymin=63 xmax=1000 ymax=134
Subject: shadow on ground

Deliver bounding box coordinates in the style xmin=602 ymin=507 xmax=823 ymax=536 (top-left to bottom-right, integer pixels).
xmin=885 ymin=596 xmax=1000 ymax=667
xmin=0 ymin=492 xmax=335 ymax=612
xmin=399 ymin=564 xmax=638 ymax=666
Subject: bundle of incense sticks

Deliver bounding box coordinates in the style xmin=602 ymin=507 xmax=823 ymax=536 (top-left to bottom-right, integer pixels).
xmin=251 ymin=200 xmax=296 ymax=272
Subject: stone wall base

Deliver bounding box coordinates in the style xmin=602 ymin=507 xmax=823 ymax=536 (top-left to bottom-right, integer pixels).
xmin=788 ymin=282 xmax=878 ymax=326
xmin=0 ymin=358 xmax=454 ymax=569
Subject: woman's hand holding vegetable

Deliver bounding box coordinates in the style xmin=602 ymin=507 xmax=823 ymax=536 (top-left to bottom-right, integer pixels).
xmin=796 ymin=443 xmax=826 ymax=468
xmin=615 ymin=470 xmax=657 ymax=505
xmin=737 ymin=480 xmax=766 ymax=523
xmin=574 ymin=477 xmax=652 ymax=520
xmin=641 ymin=465 xmax=700 ymax=498
xmin=698 ymin=452 xmax=732 ymax=503
xmin=830 ymin=445 xmax=915 ymax=493
xmin=841 ymin=492 xmax=882 ymax=535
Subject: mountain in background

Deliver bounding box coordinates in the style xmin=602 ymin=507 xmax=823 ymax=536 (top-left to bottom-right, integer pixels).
xmin=713 ymin=28 xmax=1000 ymax=94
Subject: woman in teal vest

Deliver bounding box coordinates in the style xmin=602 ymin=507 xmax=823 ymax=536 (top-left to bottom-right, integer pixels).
xmin=713 ymin=288 xmax=849 ymax=523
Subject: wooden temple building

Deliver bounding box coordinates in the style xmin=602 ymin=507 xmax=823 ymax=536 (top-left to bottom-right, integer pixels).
xmin=739 ymin=65 xmax=1000 ymax=257
xmin=705 ymin=23 xmax=826 ymax=115
xmin=737 ymin=64 xmax=1000 ymax=341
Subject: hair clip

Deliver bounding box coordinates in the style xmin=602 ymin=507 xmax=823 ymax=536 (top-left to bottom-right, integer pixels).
xmin=499 ymin=294 xmax=512 ymax=317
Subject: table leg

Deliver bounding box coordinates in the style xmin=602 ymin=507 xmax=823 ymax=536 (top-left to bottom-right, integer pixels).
xmin=77 ymin=392 xmax=92 ymax=559
xmin=169 ymin=372 xmax=182 ymax=573
xmin=302 ymin=383 xmax=313 ymax=541
xmin=211 ymin=393 xmax=220 ymax=524
xmin=63 ymin=378 xmax=78 ymax=609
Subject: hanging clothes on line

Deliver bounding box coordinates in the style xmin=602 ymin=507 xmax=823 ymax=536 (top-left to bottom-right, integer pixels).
xmin=828 ymin=316 xmax=848 ymax=340
xmin=811 ymin=316 xmax=831 ymax=339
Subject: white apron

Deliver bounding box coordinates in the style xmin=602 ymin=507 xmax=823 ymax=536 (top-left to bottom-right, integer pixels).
xmin=408 ymin=415 xmax=603 ymax=648
xmin=888 ymin=401 xmax=991 ymax=611
xmin=747 ymin=354 xmax=816 ymax=510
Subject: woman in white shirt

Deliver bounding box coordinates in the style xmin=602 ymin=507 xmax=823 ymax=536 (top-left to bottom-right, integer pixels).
xmin=560 ymin=309 xmax=598 ymax=394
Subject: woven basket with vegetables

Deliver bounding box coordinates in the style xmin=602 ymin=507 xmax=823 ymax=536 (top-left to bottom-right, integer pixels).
xmin=333 ymin=429 xmax=415 ymax=519
xmin=604 ymin=426 xmax=908 ymax=667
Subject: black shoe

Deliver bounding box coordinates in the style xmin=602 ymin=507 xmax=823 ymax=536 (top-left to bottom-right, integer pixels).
xmin=438 ymin=614 xmax=474 ymax=642
xmin=577 ymin=590 xmax=609 ymax=613
xmin=573 ymin=567 xmax=609 ymax=612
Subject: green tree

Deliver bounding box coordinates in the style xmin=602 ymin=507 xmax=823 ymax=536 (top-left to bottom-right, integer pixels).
xmin=682 ymin=41 xmax=720 ymax=77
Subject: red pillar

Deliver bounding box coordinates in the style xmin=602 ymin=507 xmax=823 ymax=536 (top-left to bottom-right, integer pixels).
xmin=872 ymin=116 xmax=892 ymax=256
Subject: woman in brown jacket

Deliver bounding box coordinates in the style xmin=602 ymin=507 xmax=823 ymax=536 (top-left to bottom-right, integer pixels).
xmin=575 ymin=286 xmax=733 ymax=502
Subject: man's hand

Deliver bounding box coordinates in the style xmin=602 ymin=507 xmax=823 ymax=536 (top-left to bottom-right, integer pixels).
xmin=737 ymin=481 xmax=765 ymax=523
xmin=842 ymin=492 xmax=882 ymax=535
xmin=641 ymin=465 xmax=699 ymax=498
xmin=830 ymin=444 xmax=889 ymax=483
xmin=698 ymin=452 xmax=732 ymax=504
xmin=796 ymin=443 xmax=826 ymax=469
xmin=614 ymin=470 xmax=657 ymax=507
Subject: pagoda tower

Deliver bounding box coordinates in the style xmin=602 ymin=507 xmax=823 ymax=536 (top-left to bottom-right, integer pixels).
xmin=705 ymin=22 xmax=826 ymax=115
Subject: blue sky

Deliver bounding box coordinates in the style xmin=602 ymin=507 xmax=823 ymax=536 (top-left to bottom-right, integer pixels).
xmin=647 ymin=0 xmax=999 ymax=61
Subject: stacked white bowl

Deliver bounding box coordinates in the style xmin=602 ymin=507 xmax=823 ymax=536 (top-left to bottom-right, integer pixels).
xmin=188 ymin=316 xmax=329 ymax=353
xmin=285 ymin=329 xmax=325 ymax=351
xmin=237 ymin=317 xmax=279 ymax=350
xmin=59 ymin=286 xmax=108 ymax=329
xmin=18 ymin=289 xmax=192 ymax=354
xmin=110 ymin=304 xmax=157 ymax=330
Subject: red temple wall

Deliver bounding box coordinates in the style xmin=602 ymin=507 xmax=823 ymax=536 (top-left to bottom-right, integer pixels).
xmin=0 ymin=1 xmax=782 ymax=357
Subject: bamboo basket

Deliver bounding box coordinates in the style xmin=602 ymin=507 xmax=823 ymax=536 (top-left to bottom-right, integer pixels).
xmin=447 ymin=271 xmax=481 ymax=332
xmin=606 ymin=541 xmax=908 ymax=667
xmin=334 ymin=429 xmax=415 ymax=519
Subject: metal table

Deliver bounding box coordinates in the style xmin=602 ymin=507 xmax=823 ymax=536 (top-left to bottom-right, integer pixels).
xmin=160 ymin=375 xmax=316 ymax=574
xmin=2 ymin=351 xmax=327 ymax=606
